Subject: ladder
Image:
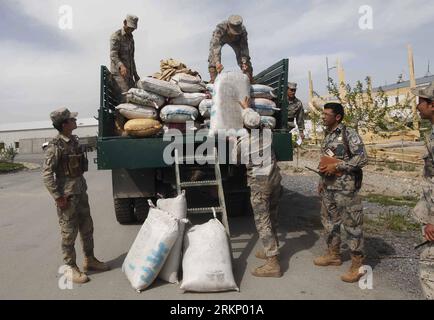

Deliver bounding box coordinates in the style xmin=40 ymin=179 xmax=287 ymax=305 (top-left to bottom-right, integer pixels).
xmin=174 ymin=147 xmax=231 ymax=239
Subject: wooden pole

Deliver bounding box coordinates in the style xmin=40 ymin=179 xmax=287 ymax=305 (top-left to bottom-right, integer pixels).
xmin=308 ymin=71 xmax=318 ymax=144
xmin=408 ymin=44 xmax=419 ymax=130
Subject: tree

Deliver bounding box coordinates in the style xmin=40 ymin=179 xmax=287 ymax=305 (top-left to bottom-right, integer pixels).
xmin=327 ymin=77 xmax=413 ymax=136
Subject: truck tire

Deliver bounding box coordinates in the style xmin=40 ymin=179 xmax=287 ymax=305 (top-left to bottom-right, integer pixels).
xmin=114 ymin=198 xmax=136 ymax=224
xmin=134 ymin=198 xmax=150 ymax=223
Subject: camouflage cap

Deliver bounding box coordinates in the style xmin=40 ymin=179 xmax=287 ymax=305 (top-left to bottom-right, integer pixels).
xmin=228 ymin=15 xmax=243 ymax=35
xmin=288 ymin=82 xmax=297 ymax=90
xmin=411 ymin=81 xmax=434 ymax=100
xmin=125 ymin=14 xmax=138 ymax=29
xmin=50 ymin=107 xmax=78 ymax=125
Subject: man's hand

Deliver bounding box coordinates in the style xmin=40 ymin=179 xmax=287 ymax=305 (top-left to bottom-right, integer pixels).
xmin=424 ymin=224 xmax=434 ymax=241
xmin=238 ymin=97 xmax=251 ymax=110
xmin=318 ymin=183 xmax=324 ymax=194
xmin=56 ymin=196 xmax=69 ymax=210
xmin=216 ymin=63 xmax=224 ymax=73
xmin=120 ymin=64 xmax=128 ymax=78
xmin=300 ymin=131 xmax=305 ymax=140
xmin=241 ymin=63 xmax=248 ymax=72
xmin=319 ymin=163 xmax=339 ymax=176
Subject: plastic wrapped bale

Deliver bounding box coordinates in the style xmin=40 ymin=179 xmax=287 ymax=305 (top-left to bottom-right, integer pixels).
xmin=115 ymin=103 xmax=158 ymax=120
xmin=251 ymin=98 xmax=280 ymax=116
xmin=181 ymin=217 xmax=238 ymax=293
xmin=137 ymin=77 xmax=183 ymax=98
xmin=160 ymin=105 xmax=199 ymax=124
xmin=251 ymin=84 xmax=277 ymax=99
xmin=209 ymin=71 xmax=250 ymax=136
xmin=206 ymin=83 xmax=214 ymax=95
xmin=198 ymin=99 xmax=213 ymax=118
xmin=157 ymin=193 xmax=188 ymax=284
xmin=169 ymin=93 xmax=207 ymax=107
xmin=125 ymin=88 xmax=166 ymax=108
xmin=124 ymin=119 xmax=162 ymax=137
xmin=260 ymin=116 xmax=277 ymax=129
xmin=122 ymin=206 xmax=179 ymax=292
xmin=163 ymin=122 xmax=199 ymax=134
xmin=171 ymin=73 xmax=206 ymax=93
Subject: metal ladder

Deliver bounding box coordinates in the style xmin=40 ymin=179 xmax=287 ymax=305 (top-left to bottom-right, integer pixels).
xmin=174 ymin=147 xmax=231 ymax=239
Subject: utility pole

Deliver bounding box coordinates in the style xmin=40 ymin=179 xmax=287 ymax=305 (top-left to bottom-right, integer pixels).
xmin=408 ymin=44 xmax=419 ymax=130
xmin=337 ymin=59 xmax=347 ymax=102
xmin=326 ymin=56 xmax=337 ymax=87
xmin=308 ymin=71 xmax=318 ymax=144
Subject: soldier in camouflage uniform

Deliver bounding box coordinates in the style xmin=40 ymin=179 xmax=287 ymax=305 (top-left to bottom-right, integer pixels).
xmin=313 ymin=102 xmax=368 ymax=283
xmin=43 ymin=108 xmax=109 ymax=284
xmin=411 ymin=82 xmax=434 ymax=300
xmin=110 ymin=14 xmax=140 ymax=102
xmin=287 ymin=82 xmax=305 ymax=140
xmin=208 ymin=15 xmax=253 ymax=83
xmin=239 ymin=97 xmax=282 ymax=278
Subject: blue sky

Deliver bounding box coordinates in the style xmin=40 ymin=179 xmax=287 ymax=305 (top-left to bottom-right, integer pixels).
xmin=1 ymin=0 xmax=434 ymax=124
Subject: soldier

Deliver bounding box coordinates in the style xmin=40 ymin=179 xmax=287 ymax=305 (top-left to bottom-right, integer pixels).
xmin=313 ymin=102 xmax=368 ymax=283
xmin=238 ymin=97 xmax=282 ymax=278
xmin=287 ymin=82 xmax=305 ymax=140
xmin=43 ymin=108 xmax=109 ymax=284
xmin=110 ymin=14 xmax=140 ymax=101
xmin=208 ymin=15 xmax=253 ymax=83
xmin=411 ymin=82 xmax=434 ymax=300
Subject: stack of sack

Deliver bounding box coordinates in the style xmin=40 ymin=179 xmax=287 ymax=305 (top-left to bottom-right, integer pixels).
xmin=122 ymin=194 xmax=238 ymax=293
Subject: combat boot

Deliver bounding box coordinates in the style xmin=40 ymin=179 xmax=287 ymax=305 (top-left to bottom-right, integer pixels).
xmin=83 ymin=256 xmax=110 ymax=273
xmin=65 ymin=265 xmax=89 ymax=284
xmin=209 ymin=67 xmax=218 ymax=84
xmin=251 ymin=256 xmax=282 ymax=278
xmin=341 ymin=254 xmax=365 ymax=283
xmin=313 ymin=245 xmax=342 ymax=266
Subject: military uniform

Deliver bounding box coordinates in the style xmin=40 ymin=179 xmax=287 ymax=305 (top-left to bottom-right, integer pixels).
xmin=287 ymin=82 xmax=305 ymax=132
xmin=110 ymin=15 xmax=140 ymax=101
xmin=411 ymin=83 xmax=434 ymax=300
xmin=320 ymin=123 xmax=368 ymax=255
xmin=241 ymin=108 xmax=281 ymax=258
xmin=43 ymin=133 xmax=93 ymax=266
xmin=208 ymin=15 xmax=253 ymax=78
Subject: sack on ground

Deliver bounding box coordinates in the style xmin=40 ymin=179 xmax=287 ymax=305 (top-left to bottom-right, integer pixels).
xmin=124 ymin=119 xmax=162 ymax=137
xmin=260 ymin=116 xmax=277 ymax=129
xmin=116 ymin=103 xmax=158 ymax=120
xmin=210 ymin=71 xmax=250 ymax=136
xmin=169 ymin=93 xmax=207 ymax=107
xmin=137 ymin=77 xmax=183 ymax=98
xmin=251 ymin=84 xmax=276 ymax=99
xmin=198 ymin=99 xmax=213 ymax=118
xmin=252 ymin=98 xmax=279 ymax=116
xmin=171 ymin=73 xmax=206 ymax=93
xmin=160 ymin=105 xmax=199 ymax=123
xmin=125 ymin=88 xmax=166 ymax=108
xmin=122 ymin=207 xmax=179 ymax=292
xmin=157 ymin=193 xmax=188 ymax=284
xmin=180 ymin=218 xmax=238 ymax=293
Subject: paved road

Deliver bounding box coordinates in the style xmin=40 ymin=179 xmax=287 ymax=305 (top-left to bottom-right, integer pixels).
xmin=0 ymin=154 xmax=418 ymax=299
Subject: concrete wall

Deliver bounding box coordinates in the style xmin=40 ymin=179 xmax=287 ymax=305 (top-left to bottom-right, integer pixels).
xmin=0 ymin=126 xmax=98 ymax=154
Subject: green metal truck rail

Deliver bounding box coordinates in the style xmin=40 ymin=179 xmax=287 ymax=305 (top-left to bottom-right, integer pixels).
xmin=97 ymin=59 xmax=293 ymax=170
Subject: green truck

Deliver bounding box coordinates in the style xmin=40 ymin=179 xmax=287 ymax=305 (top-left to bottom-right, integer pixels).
xmin=97 ymin=59 xmax=293 ymax=224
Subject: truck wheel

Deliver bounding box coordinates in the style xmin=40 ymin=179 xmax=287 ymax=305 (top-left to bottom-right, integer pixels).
xmin=114 ymin=198 xmax=136 ymax=224
xmin=134 ymin=198 xmax=150 ymax=223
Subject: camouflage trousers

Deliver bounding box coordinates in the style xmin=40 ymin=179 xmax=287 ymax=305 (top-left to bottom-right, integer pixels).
xmin=112 ymin=74 xmax=135 ymax=103
xmin=57 ymin=192 xmax=94 ymax=266
xmin=247 ymin=169 xmax=282 ymax=257
xmin=420 ymin=243 xmax=434 ymax=300
xmin=320 ymin=189 xmax=364 ymax=254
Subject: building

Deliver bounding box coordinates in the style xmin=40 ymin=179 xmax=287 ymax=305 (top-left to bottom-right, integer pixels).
xmin=0 ymin=118 xmax=98 ymax=154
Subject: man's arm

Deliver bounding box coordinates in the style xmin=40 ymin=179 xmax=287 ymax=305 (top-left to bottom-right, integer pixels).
xmin=296 ymin=101 xmax=305 ymax=131
xmin=337 ymin=130 xmax=368 ymax=172
xmin=42 ymin=144 xmax=62 ymax=200
xmin=110 ymin=33 xmax=125 ymax=71
xmin=209 ymin=26 xmax=225 ymax=67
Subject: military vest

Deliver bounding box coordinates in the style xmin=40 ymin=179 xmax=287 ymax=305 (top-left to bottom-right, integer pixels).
xmin=52 ymin=136 xmax=88 ymax=178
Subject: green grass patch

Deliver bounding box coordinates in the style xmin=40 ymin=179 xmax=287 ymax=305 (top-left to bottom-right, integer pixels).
xmin=364 ymin=194 xmax=418 ymax=207
xmin=0 ymin=161 xmax=24 ymax=173
xmin=386 ymin=163 xmax=417 ymax=172
xmin=365 ymin=212 xmax=421 ymax=233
